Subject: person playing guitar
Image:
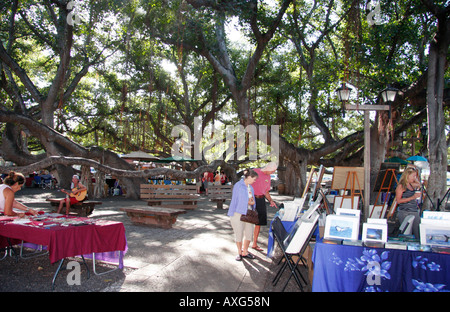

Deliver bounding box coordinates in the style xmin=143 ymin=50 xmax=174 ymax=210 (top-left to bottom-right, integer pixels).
xmin=57 ymin=175 xmax=87 ymax=215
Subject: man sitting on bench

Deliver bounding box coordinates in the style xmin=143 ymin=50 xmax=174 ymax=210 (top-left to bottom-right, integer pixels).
xmin=57 ymin=175 xmax=87 ymax=215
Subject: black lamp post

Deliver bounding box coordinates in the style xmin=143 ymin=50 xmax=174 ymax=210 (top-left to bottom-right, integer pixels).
xmin=336 ymin=83 xmax=352 ymax=117
xmin=337 ymin=84 xmax=392 ymax=220
xmin=380 ymin=86 xmax=398 ymax=103
xmin=419 ymin=123 xmax=428 ymax=154
xmin=380 ymin=86 xmax=399 ymax=119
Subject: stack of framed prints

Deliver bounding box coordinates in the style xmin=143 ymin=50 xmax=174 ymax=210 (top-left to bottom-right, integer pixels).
xmin=420 ymin=211 xmax=450 ymax=249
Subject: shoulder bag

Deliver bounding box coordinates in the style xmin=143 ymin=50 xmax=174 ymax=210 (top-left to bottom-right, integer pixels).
xmin=240 ymin=208 xmax=259 ymax=224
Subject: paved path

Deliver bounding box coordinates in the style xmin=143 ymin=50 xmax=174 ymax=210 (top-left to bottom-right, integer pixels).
xmin=2 ymin=187 xmax=311 ymax=292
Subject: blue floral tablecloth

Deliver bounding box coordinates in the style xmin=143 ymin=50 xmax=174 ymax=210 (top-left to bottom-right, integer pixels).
xmin=312 ymin=241 xmax=450 ymax=292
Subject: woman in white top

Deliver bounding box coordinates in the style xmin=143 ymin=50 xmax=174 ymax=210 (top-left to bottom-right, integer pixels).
xmin=0 ymin=171 xmax=37 ymax=217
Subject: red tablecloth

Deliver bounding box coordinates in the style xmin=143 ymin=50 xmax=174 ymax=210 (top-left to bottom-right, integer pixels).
xmin=0 ymin=218 xmax=126 ymax=264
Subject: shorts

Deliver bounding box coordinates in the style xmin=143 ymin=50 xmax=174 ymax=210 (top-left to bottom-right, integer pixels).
xmin=255 ymin=197 xmax=267 ymax=226
xmin=69 ymin=197 xmax=79 ymax=205
xmin=229 ymin=213 xmax=254 ymax=242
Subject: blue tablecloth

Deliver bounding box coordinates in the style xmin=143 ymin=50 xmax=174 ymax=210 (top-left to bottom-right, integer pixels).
xmin=267 ymin=214 xmax=319 ymax=258
xmin=312 ymin=241 xmax=450 ymax=292
xmin=267 ymin=215 xmax=296 ymax=258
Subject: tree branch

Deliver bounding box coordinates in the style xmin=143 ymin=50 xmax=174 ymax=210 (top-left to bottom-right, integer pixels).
xmin=0 ymin=156 xmax=223 ymax=180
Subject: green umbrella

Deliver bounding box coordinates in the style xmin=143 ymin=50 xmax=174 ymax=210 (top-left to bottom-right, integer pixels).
xmin=385 ymin=157 xmax=409 ymax=165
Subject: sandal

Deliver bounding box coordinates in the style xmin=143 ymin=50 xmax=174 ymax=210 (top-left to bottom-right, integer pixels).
xmin=235 ymin=255 xmax=242 ymax=261
xmin=242 ymin=252 xmax=256 ymax=259
xmin=252 ymin=246 xmax=263 ymax=251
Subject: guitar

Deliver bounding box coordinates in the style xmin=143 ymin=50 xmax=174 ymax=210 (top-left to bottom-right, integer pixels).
xmin=59 ymin=187 xmax=87 ymax=201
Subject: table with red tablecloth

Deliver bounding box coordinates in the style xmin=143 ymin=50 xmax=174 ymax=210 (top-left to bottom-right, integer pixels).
xmin=0 ymin=216 xmax=127 ymax=264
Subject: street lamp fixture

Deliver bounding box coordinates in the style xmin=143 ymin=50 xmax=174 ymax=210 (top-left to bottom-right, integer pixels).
xmin=419 ymin=123 xmax=428 ymax=138
xmin=336 ymin=83 xmax=352 ymax=117
xmin=380 ymin=86 xmax=398 ymax=118
xmin=337 ymin=83 xmax=392 ymax=220
xmin=419 ymin=123 xmax=428 ymax=151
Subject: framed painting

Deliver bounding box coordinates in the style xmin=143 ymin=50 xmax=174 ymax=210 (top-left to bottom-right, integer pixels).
xmin=324 ymin=214 xmax=360 ymax=241
xmin=362 ymin=222 xmax=388 ymax=243
xmin=331 ymin=166 xmax=364 ymax=190
xmin=420 ymin=223 xmax=450 ymax=247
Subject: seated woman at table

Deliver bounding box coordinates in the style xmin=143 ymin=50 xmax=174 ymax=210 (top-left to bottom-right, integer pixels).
xmin=0 ymin=171 xmax=38 ymax=217
xmin=227 ymin=169 xmax=258 ymax=261
xmin=395 ymin=166 xmax=422 ymax=238
xmin=57 ymin=175 xmax=87 ymax=215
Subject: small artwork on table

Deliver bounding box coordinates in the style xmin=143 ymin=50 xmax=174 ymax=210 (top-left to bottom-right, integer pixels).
xmin=362 ymin=223 xmax=387 ymax=243
xmin=324 ymin=215 xmax=360 ymax=241
xmin=420 ymin=224 xmax=450 ymax=247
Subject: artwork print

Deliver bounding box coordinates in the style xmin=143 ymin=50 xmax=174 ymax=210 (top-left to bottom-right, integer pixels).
xmin=325 ymin=215 xmax=359 ymax=240
xmin=329 ymin=219 xmax=354 ymax=238
xmin=420 ymin=225 xmax=450 ymax=247
xmin=367 ymin=228 xmax=383 ymax=240
xmin=362 ymin=223 xmax=387 ymax=243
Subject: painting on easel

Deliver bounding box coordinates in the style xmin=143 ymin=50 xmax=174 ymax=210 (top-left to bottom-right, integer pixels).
xmin=331 ymin=166 xmax=365 ymax=190
xmin=331 ymin=166 xmax=364 ymax=210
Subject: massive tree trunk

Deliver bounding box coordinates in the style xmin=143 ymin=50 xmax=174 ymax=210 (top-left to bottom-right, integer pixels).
xmin=423 ymin=4 xmax=450 ymax=210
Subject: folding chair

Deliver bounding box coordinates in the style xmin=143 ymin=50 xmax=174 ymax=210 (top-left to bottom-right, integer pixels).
xmin=41 ymin=177 xmax=53 ymax=189
xmin=272 ymin=214 xmax=319 ymax=292
xmin=272 ymin=217 xmax=301 ymax=289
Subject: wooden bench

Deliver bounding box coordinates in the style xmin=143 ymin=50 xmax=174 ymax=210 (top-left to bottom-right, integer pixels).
xmin=120 ymin=206 xmax=186 ymax=229
xmin=140 ymin=184 xmax=200 ymax=210
xmin=208 ymin=184 xmax=233 ymax=209
xmin=46 ymin=198 xmax=102 ymax=217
